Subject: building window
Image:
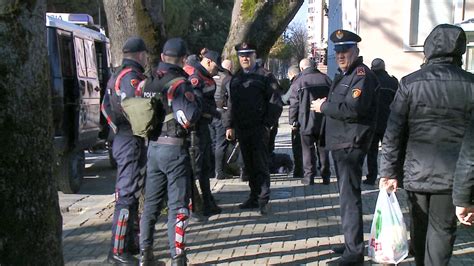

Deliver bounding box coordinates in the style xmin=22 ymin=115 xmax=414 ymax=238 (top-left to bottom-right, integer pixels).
xmin=406 ymin=0 xmax=464 ymax=49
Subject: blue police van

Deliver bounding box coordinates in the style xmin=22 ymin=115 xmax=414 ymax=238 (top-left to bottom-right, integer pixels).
xmin=46 ymin=13 xmax=112 ymax=193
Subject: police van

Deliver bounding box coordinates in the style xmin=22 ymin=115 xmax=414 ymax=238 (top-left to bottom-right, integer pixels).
xmin=46 ymin=13 xmax=111 ymax=193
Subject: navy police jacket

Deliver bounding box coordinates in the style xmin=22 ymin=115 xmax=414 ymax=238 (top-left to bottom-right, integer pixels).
xmin=103 ymin=59 xmax=146 ymax=136
xmin=142 ymin=62 xmax=201 ymax=140
xmin=223 ymin=64 xmax=283 ymax=131
xmin=184 ymin=58 xmax=219 ymax=121
xmin=320 ymin=56 xmax=378 ymax=151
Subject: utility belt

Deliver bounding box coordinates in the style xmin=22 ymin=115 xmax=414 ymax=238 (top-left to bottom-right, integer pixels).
xmin=149 ymin=136 xmax=185 ymax=146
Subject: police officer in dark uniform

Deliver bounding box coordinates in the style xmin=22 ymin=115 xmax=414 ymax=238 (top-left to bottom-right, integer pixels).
xmin=223 ymin=42 xmax=283 ymax=216
xmin=139 ymin=38 xmax=201 ymax=266
xmin=290 ymin=58 xmax=332 ymax=185
xmin=103 ymin=36 xmax=148 ymax=265
xmin=364 ymin=58 xmax=398 ymax=185
xmin=184 ymin=49 xmax=223 ymax=217
xmin=311 ymin=30 xmax=379 ymax=265
xmin=212 ymin=59 xmax=234 ymax=180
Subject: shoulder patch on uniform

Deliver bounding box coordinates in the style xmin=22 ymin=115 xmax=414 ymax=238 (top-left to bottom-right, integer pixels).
xmin=356 ymin=67 xmax=366 ymax=76
xmin=185 ymin=91 xmax=195 ymax=102
xmin=191 ymin=78 xmax=199 ymax=87
xmin=130 ymin=79 xmax=140 ymax=88
xmin=352 ymin=88 xmax=362 ymax=98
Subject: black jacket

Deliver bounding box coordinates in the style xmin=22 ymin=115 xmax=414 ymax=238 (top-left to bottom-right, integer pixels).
xmin=321 ymin=57 xmax=379 ymax=151
xmin=380 ymin=24 xmax=474 ymax=193
xmin=373 ymin=70 xmax=398 ymax=135
xmin=222 ymin=64 xmax=283 ymax=131
xmin=289 ymin=67 xmax=331 ymax=135
xmin=453 ymin=110 xmax=474 ymax=207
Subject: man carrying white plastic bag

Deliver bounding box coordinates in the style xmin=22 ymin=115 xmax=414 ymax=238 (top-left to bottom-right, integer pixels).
xmin=379 ymin=24 xmax=473 ymax=265
xmin=368 ymin=190 xmax=408 ymax=264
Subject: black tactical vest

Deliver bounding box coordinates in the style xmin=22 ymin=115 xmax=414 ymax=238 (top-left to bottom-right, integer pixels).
xmin=143 ymin=71 xmax=186 ymax=140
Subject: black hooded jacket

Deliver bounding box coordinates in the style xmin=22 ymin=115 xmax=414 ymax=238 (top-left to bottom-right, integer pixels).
xmin=380 ymin=24 xmax=474 ymax=193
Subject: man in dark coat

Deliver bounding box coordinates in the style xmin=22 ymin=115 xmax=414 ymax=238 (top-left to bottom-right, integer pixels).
xmin=364 ymin=58 xmax=399 ymax=185
xmin=379 ymin=24 xmax=474 ymax=265
xmin=223 ymin=42 xmax=283 ymax=216
xmin=286 ymin=65 xmax=304 ymax=179
xmin=311 ymin=29 xmax=379 ymax=265
xmin=289 ymin=58 xmax=332 ymax=185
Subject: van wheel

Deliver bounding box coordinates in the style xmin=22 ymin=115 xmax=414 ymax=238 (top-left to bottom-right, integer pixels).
xmin=58 ymin=149 xmax=85 ymax=194
xmin=108 ymin=142 xmax=117 ymax=169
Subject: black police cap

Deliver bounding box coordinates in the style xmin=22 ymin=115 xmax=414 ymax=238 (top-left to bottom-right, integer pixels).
xmin=202 ymin=50 xmax=224 ymax=71
xmin=122 ymin=37 xmax=148 ymax=53
xmin=163 ymin=38 xmax=187 ymax=57
xmin=330 ymin=29 xmax=361 ymax=52
xmin=235 ymin=42 xmax=256 ymax=54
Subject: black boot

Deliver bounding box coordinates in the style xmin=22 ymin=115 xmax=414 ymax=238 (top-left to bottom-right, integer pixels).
xmin=139 ymin=248 xmax=154 ymax=266
xmin=203 ymin=199 xmax=222 ymax=217
xmin=171 ymin=254 xmax=187 ymax=266
xmin=107 ymin=251 xmax=138 ymax=265
xmin=216 ymin=171 xmax=233 ymax=179
xmin=240 ymin=168 xmax=249 ymax=182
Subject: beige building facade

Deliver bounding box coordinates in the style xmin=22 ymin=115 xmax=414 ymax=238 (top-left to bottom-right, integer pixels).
xmin=326 ymin=0 xmax=474 ymax=79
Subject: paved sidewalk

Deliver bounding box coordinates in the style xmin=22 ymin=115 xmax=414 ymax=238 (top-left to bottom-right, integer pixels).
xmin=62 ymin=107 xmax=474 ymax=265
xmin=62 ymin=178 xmax=474 ymax=266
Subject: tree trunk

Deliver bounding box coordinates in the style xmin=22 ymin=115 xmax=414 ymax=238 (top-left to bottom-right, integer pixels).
xmin=103 ymin=0 xmax=166 ymax=67
xmin=223 ymin=0 xmax=304 ymax=66
xmin=0 ymin=0 xmax=63 ymax=265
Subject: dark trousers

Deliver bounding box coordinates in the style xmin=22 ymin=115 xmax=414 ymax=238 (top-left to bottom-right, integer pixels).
xmin=366 ymin=132 xmax=383 ymax=183
xmin=301 ymin=133 xmax=330 ymax=182
xmin=140 ymin=142 xmax=191 ymax=258
xmin=238 ymin=126 xmax=270 ymax=205
xmin=111 ymin=134 xmax=147 ymax=254
xmin=194 ymin=120 xmax=214 ymax=207
xmin=209 ymin=118 xmax=227 ymax=175
xmin=406 ymin=192 xmax=457 ymax=266
xmin=291 ymin=129 xmax=303 ymax=177
xmin=332 ymin=148 xmax=366 ymax=263
xmin=268 ymin=123 xmax=278 ymax=155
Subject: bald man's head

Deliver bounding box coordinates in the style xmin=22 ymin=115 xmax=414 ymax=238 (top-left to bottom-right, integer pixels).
xmin=221 ymin=59 xmax=233 ymax=72
xmin=287 ymin=65 xmax=300 ymax=80
xmin=299 ymin=58 xmax=316 ymax=71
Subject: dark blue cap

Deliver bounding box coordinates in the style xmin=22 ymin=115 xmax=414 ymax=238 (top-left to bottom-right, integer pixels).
xmin=202 ymin=50 xmax=224 ymax=71
xmin=235 ymin=42 xmax=257 ymax=54
xmin=122 ymin=37 xmax=148 ymax=53
xmin=330 ymin=29 xmax=361 ymax=52
xmin=163 ymin=38 xmax=187 ymax=57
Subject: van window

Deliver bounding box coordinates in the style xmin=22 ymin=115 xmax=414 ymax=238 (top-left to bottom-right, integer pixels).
xmin=74 ymin=37 xmax=87 ymax=78
xmin=58 ymin=36 xmax=74 ymax=78
xmin=84 ymin=39 xmax=98 ymax=78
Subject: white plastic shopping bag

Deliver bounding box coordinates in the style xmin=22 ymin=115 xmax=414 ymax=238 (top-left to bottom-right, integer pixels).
xmin=368 ymin=190 xmax=409 ymax=264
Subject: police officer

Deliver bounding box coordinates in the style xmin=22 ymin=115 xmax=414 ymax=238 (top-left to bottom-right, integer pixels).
xmin=364 ymin=58 xmax=398 ymax=185
xmin=285 ymin=65 xmax=303 ymax=179
xmin=311 ymin=30 xmax=378 ymax=265
xmin=139 ymin=38 xmax=201 ymax=266
xmin=290 ymin=58 xmax=331 ymax=185
xmin=212 ymin=59 xmax=234 ymax=180
xmin=102 ymin=36 xmax=148 ymax=265
xmin=223 ymin=42 xmax=283 ymax=216
xmin=184 ymin=49 xmax=223 ymax=217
